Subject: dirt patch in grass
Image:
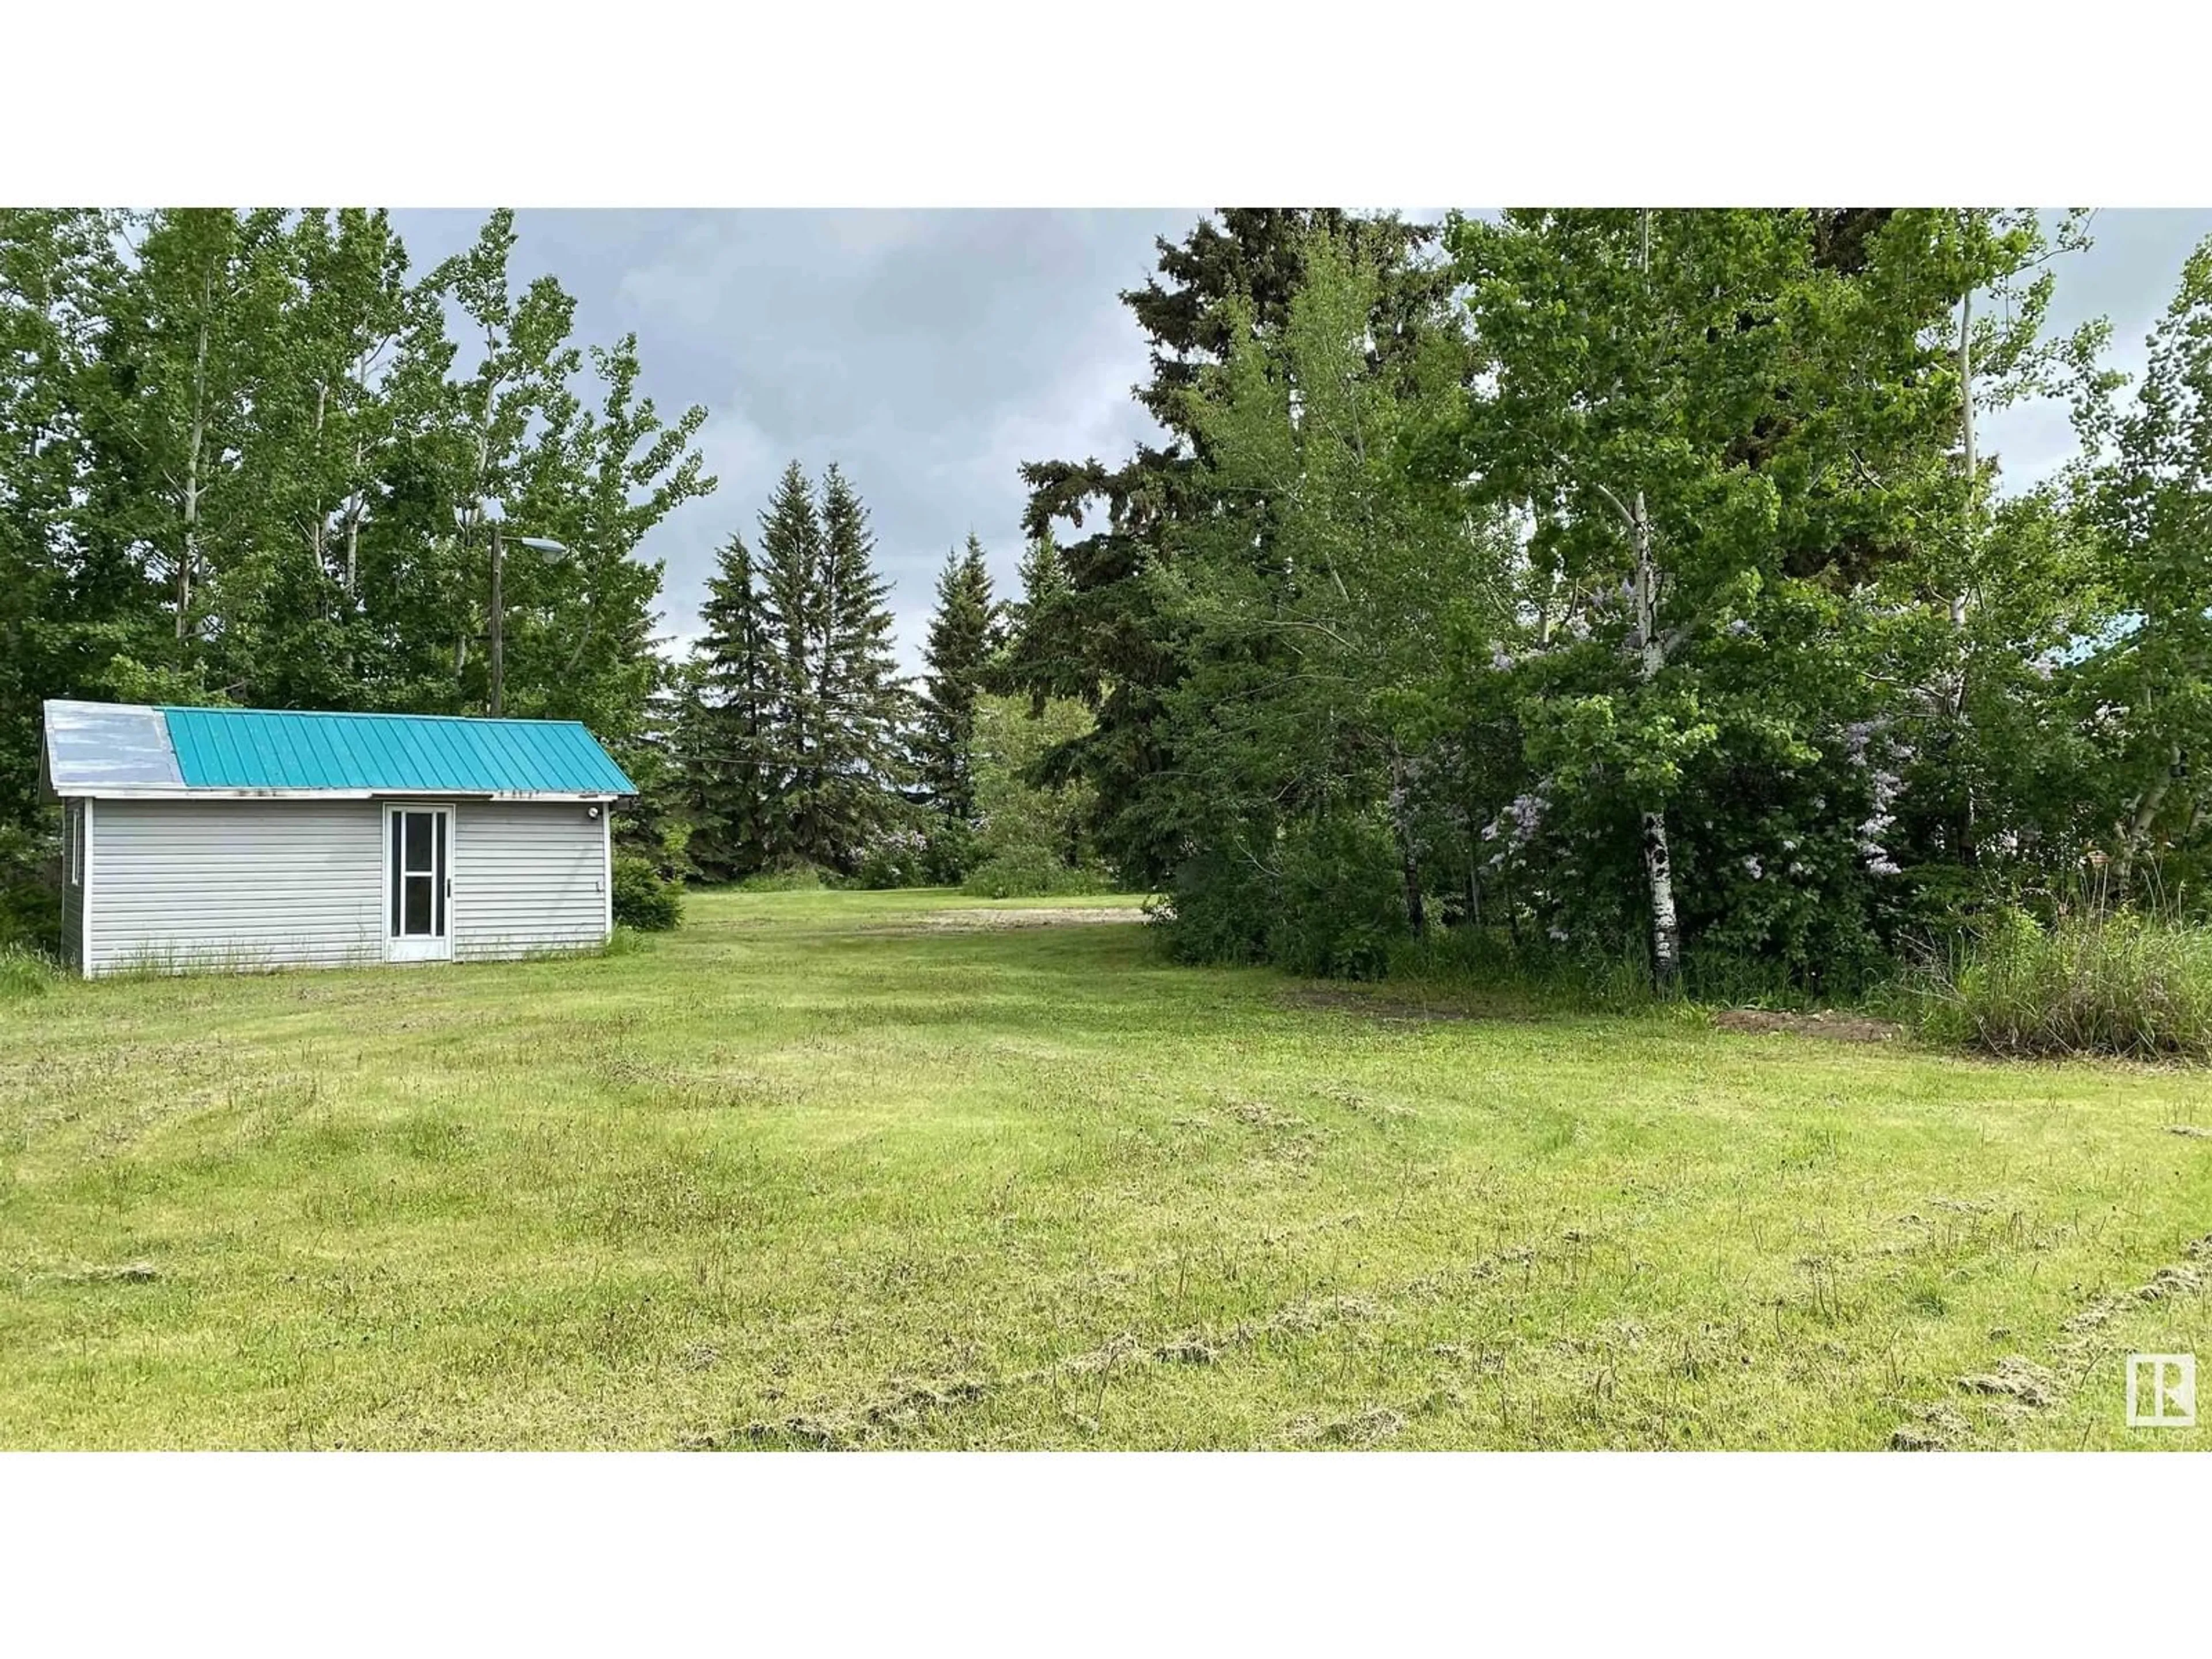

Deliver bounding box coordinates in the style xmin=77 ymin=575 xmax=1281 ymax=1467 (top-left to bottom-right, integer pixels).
xmin=920 ymin=907 xmax=1144 ymax=931
xmin=1956 ymin=1355 xmax=2059 ymax=1408
xmin=1713 ymin=1008 xmax=1904 ymax=1043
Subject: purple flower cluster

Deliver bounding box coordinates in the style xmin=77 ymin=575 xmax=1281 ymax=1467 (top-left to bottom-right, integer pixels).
xmin=1838 ymin=717 xmax=1907 ymax=877
xmin=1480 ymin=789 xmax=1552 ymax=871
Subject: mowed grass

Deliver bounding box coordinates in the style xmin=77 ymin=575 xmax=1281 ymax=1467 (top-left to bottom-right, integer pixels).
xmin=3 ymin=888 xmax=2209 ymax=1450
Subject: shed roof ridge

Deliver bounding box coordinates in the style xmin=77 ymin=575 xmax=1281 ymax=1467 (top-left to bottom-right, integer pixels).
xmin=155 ymin=704 xmax=591 ymax=729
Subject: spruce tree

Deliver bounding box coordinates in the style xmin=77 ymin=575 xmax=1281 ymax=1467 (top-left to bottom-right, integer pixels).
xmin=683 ymin=529 xmax=778 ymax=878
xmin=752 ymin=460 xmax=827 ymax=869
xmin=992 ymin=528 xmax=1078 ymax=712
xmin=915 ymin=533 xmax=998 ymax=821
xmin=812 ymin=463 xmax=908 ymax=869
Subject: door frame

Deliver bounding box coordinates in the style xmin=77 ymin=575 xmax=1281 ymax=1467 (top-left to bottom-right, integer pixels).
xmin=382 ymin=801 xmax=457 ymax=964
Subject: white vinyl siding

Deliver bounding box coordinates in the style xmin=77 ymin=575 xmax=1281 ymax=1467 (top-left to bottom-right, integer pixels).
xmin=452 ymin=801 xmax=609 ymax=961
xmin=77 ymin=796 xmax=611 ymax=976
xmin=86 ymin=799 xmax=384 ymax=975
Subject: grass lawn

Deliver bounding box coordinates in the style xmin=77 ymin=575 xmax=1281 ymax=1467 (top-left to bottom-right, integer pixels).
xmin=3 ymin=887 xmax=2208 ymax=1450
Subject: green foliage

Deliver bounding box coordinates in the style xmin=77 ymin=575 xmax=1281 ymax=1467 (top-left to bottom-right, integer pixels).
xmin=0 ymin=207 xmax=711 ymax=864
xmin=914 ymin=535 xmax=999 ymax=823
xmin=2063 ymin=234 xmax=2212 ymax=891
xmin=1040 ymin=206 xmax=2172 ymax=996
xmin=965 ymin=693 xmax=1105 ymax=892
xmin=1912 ymin=906 xmax=2212 ymax=1059
xmin=0 ymin=820 xmax=58 ymax=953
xmin=1012 ymin=210 xmax=1450 ymax=884
xmin=610 ymin=853 xmax=683 ymax=932
xmin=672 ymin=463 xmax=908 ymax=881
xmin=1165 ymin=810 xmax=1409 ymax=980
xmin=855 ymin=828 xmax=930 ymax=890
xmin=0 ymin=941 xmax=58 ymax=999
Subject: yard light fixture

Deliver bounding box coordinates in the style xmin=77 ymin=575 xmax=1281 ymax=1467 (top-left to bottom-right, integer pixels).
xmin=458 ymin=501 xmax=571 ymax=718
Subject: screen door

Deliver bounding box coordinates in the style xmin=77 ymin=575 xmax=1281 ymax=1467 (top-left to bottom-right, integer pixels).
xmin=385 ymin=805 xmax=451 ymax=962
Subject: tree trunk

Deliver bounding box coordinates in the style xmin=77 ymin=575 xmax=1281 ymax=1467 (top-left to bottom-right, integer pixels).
xmin=310 ymin=381 xmax=328 ymax=578
xmin=1955 ymin=284 xmax=1973 ymax=636
xmin=1631 ymin=487 xmax=1681 ymax=988
xmin=1642 ymin=810 xmax=1682 ymax=983
xmin=1388 ymin=746 xmax=1425 ymax=940
xmin=176 ymin=279 xmax=211 ymax=641
xmin=2118 ymin=749 xmax=2178 ymax=906
xmin=1952 ymin=276 xmax=1978 ymax=863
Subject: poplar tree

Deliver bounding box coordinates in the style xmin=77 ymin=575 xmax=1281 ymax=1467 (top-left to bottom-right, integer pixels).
xmin=1015 ymin=210 xmax=1448 ymax=882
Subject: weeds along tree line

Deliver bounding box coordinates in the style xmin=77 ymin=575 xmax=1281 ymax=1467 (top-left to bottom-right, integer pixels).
xmin=10 ymin=207 xmax=2212 ymax=1016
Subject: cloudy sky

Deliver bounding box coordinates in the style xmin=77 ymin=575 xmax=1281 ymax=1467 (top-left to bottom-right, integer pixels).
xmin=389 ymin=209 xmax=2212 ymax=671
xmin=391 ymin=209 xmax=1203 ymax=669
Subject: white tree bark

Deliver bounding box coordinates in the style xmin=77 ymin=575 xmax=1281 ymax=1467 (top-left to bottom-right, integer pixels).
xmin=1631 ymin=486 xmax=1682 ymax=984
xmin=1950 ymin=270 xmax=1980 ymax=861
xmin=176 ymin=274 xmax=211 ymax=640
xmin=1954 ymin=283 xmax=1973 ymax=635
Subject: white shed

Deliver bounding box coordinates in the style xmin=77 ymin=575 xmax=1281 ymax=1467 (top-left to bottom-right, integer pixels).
xmin=41 ymin=699 xmax=635 ymax=977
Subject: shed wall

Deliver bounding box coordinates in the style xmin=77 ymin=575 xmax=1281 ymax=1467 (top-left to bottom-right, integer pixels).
xmin=453 ymin=801 xmax=609 ymax=960
xmin=86 ymin=798 xmax=384 ymax=975
xmin=81 ymin=797 xmax=611 ymax=976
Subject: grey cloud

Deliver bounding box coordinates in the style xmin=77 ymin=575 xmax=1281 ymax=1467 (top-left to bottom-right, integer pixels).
xmin=392 ymin=208 xmax=1202 ymax=671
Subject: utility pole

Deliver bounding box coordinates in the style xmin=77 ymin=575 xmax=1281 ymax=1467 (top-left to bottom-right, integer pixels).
xmin=490 ymin=523 xmax=505 ymax=718
xmin=459 ymin=505 xmax=567 ymax=719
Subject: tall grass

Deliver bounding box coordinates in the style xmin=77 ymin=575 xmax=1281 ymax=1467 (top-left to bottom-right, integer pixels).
xmin=1386 ymin=926 xmax=1662 ymax=1015
xmin=1912 ymin=907 xmax=2212 ymax=1060
xmin=0 ymin=942 xmax=60 ymax=1001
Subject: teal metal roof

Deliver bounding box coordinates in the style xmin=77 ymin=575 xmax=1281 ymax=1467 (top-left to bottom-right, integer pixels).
xmin=159 ymin=706 xmax=635 ymax=795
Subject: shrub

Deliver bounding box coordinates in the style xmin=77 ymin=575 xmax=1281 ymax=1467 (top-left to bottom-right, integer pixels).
xmin=611 ymin=854 xmax=683 ymax=932
xmin=856 ymin=828 xmax=931 ymax=890
xmin=0 ymin=820 xmax=61 ymax=956
xmin=1164 ymin=810 xmax=1406 ymax=980
xmin=920 ymin=816 xmax=979 ymax=886
xmin=1912 ymin=907 xmax=2212 ymax=1060
xmin=960 ymin=850 xmax=1109 ymax=901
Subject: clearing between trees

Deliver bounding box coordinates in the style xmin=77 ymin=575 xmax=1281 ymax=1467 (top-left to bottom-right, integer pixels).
xmin=2 ymin=888 xmax=2206 ymax=1450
